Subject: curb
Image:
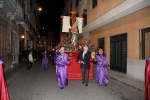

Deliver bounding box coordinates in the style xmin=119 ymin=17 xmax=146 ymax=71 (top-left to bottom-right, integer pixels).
xmin=109 ymin=76 xmax=144 ymax=92
xmin=5 ymin=64 xmax=26 ymax=87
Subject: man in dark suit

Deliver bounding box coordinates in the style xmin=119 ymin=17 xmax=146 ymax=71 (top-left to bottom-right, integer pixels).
xmin=77 ymin=45 xmax=91 ymax=86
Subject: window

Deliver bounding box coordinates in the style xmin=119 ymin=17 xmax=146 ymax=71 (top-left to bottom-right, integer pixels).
xmin=92 ymin=0 xmax=97 ymax=9
xmin=11 ymin=32 xmax=17 ymax=61
xmin=29 ymin=0 xmax=32 ymax=8
xmin=98 ymin=38 xmax=104 ymax=51
xmin=75 ymin=0 xmax=79 ymax=7
xmin=82 ymin=9 xmax=87 ymax=27
xmin=18 ymin=0 xmax=24 ymax=6
xmin=140 ymin=27 xmax=150 ymax=59
xmin=70 ymin=2 xmax=72 ymax=12
xmin=0 ymin=17 xmax=8 ymax=63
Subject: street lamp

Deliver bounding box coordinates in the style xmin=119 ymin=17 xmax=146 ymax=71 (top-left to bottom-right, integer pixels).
xmin=21 ymin=35 xmax=24 ymax=39
xmin=38 ymin=7 xmax=42 ymax=11
xmin=37 ymin=7 xmax=42 ymax=15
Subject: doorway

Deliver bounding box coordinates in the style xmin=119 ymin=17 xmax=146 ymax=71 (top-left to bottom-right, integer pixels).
xmin=110 ymin=33 xmax=127 ymax=73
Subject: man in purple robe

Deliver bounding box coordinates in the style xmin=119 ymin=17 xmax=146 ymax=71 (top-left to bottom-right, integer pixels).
xmin=95 ymin=47 xmax=109 ymax=86
xmin=42 ymin=51 xmax=50 ymax=70
xmin=55 ymin=46 xmax=70 ymax=89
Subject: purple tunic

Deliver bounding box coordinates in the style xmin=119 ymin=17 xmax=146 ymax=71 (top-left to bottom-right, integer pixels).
xmin=42 ymin=54 xmax=49 ymax=69
xmin=0 ymin=59 xmax=3 ymax=64
xmin=95 ymin=54 xmax=109 ymax=85
xmin=147 ymin=57 xmax=150 ymax=62
xmin=55 ymin=52 xmax=70 ymax=88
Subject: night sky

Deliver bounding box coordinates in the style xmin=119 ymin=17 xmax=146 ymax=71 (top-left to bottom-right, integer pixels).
xmin=36 ymin=0 xmax=64 ymax=43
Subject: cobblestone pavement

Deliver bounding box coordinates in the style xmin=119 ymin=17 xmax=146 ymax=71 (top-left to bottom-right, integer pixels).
xmin=8 ymin=59 xmax=144 ymax=100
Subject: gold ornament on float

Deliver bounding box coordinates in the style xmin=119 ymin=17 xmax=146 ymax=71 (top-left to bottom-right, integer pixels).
xmin=91 ymin=52 xmax=96 ymax=59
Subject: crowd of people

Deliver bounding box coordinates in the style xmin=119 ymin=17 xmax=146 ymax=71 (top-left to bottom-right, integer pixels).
xmin=21 ymin=45 xmax=150 ymax=100
xmin=0 ymin=45 xmax=149 ymax=100
xmin=55 ymin=45 xmax=109 ymax=89
xmin=53 ymin=45 xmax=150 ymax=100
xmin=21 ymin=46 xmax=55 ymax=70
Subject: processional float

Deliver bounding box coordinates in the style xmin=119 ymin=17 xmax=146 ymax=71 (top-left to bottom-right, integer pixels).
xmin=57 ymin=9 xmax=95 ymax=80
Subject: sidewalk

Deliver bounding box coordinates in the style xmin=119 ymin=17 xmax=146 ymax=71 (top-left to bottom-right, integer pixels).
xmin=4 ymin=62 xmax=26 ymax=87
xmin=108 ymin=70 xmax=144 ymax=92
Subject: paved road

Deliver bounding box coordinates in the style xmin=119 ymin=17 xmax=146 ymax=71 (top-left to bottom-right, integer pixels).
xmin=8 ymin=59 xmax=144 ymax=100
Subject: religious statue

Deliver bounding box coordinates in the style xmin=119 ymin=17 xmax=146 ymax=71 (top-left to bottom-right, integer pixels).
xmin=70 ymin=19 xmax=79 ymax=46
xmin=61 ymin=9 xmax=83 ymax=46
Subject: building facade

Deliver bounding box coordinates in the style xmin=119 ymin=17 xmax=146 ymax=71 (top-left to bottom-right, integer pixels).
xmin=0 ymin=0 xmax=39 ymax=70
xmin=62 ymin=0 xmax=150 ymax=81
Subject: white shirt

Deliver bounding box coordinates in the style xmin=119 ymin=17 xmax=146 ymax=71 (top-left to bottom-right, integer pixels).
xmin=29 ymin=53 xmax=33 ymax=62
xmin=82 ymin=51 xmax=87 ymax=59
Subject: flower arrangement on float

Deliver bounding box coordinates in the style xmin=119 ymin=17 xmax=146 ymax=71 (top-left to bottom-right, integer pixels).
xmin=54 ymin=39 xmax=98 ymax=59
xmin=55 ymin=39 xmax=97 ymax=51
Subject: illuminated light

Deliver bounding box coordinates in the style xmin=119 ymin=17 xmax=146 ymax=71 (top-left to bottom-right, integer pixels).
xmin=21 ymin=35 xmax=24 ymax=38
xmin=38 ymin=7 xmax=42 ymax=11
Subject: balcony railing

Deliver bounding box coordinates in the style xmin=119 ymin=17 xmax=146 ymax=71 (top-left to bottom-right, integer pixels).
xmin=8 ymin=0 xmax=23 ymax=18
xmin=17 ymin=2 xmax=23 ymax=18
xmin=10 ymin=0 xmax=17 ymax=6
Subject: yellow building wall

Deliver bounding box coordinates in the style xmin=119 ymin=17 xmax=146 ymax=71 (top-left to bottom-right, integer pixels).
xmin=89 ymin=6 xmax=150 ymax=61
xmin=87 ymin=0 xmax=125 ymax=23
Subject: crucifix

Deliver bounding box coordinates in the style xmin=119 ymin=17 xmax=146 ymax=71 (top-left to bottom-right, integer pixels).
xmin=61 ymin=9 xmax=85 ymax=46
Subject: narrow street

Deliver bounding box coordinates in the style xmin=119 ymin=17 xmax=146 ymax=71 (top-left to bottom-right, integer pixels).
xmin=8 ymin=59 xmax=144 ymax=100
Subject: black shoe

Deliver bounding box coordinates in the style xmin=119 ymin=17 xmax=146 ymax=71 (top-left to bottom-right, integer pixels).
xmin=104 ymin=84 xmax=108 ymax=86
xmin=60 ymin=87 xmax=64 ymax=89
xmin=82 ymin=81 xmax=85 ymax=84
xmin=85 ymin=84 xmax=88 ymax=86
